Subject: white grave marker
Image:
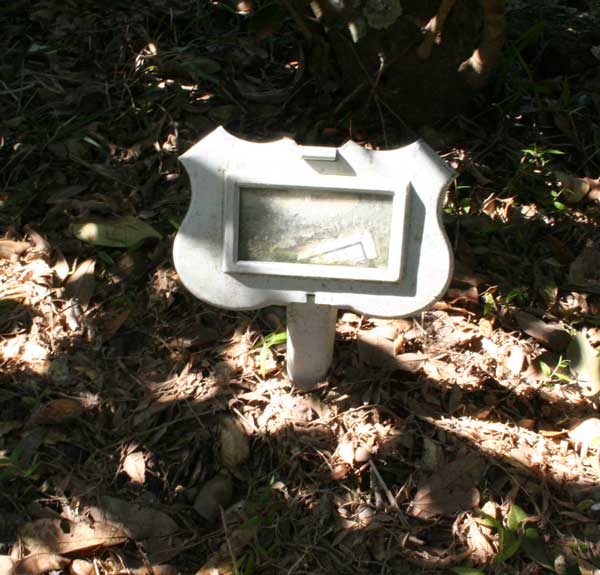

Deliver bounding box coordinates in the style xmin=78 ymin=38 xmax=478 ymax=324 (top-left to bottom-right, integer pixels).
xmin=174 ymin=127 xmax=454 ymax=385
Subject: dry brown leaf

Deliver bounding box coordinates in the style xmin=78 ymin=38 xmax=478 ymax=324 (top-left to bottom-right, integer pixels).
xmin=514 ymin=311 xmax=570 ymax=352
xmin=446 ymin=285 xmax=479 ymax=305
xmin=70 ymin=216 xmax=161 ymax=247
xmin=21 ymin=259 xmax=53 ymax=285
xmin=69 ymin=559 xmax=93 ymax=575
xmin=15 ymin=554 xmax=70 ymax=575
xmin=588 ymin=328 xmax=600 ymax=347
xmin=0 ymin=556 xmax=14 ymax=575
xmin=392 ymin=332 xmax=406 ymax=354
xmin=354 ymin=446 xmax=371 ymax=463
xmin=409 ymin=454 xmax=485 ymax=520
xmin=357 ymin=331 xmax=396 ymax=366
xmin=578 ymin=558 xmax=600 ymax=575
xmin=555 ymin=170 xmax=591 ymax=204
xmin=195 ymin=560 xmax=235 ymax=575
xmin=357 ymin=331 xmax=427 ymax=371
xmin=331 ymin=463 xmax=350 ymax=480
xmin=89 ymin=497 xmax=179 ymax=563
xmin=411 ymin=485 xmax=480 ymax=521
xmin=394 ymin=353 xmax=428 ymax=372
xmin=90 ymin=496 xmax=179 ymax=542
xmin=336 ymin=439 xmax=355 ymax=466
xmin=568 ymin=241 xmax=600 ymax=293
xmin=64 ymin=258 xmax=96 ymax=311
xmin=53 ymin=249 xmax=70 ymax=283
xmin=23 ymin=226 xmax=51 ymax=253
xmin=440 ymin=320 xmax=481 ymax=347
xmin=122 ymin=451 xmax=146 ymax=485
xmin=555 ymin=172 xmax=600 ymax=205
xmin=63 ymin=301 xmax=83 ymax=332
xmin=465 ymin=515 xmax=496 ymax=563
xmin=538 ymin=428 xmax=568 ymax=438
xmin=195 ymin=523 xmax=257 ymax=575
xmin=340 ymin=312 xmax=361 ymax=324
xmin=102 ymin=309 xmax=130 ymax=343
xmin=503 ymin=345 xmax=525 ymax=376
xmin=567 ymin=331 xmax=600 ymax=395
xmin=393 ymin=318 xmax=413 ymax=332
xmin=18 ymin=519 xmax=127 ymax=556
xmin=568 ymin=418 xmax=600 ymax=446
xmin=420 ymin=436 xmax=444 ymax=471
xmin=369 ymin=323 xmax=398 ymax=341
xmin=479 ymin=339 xmax=498 ymax=362
xmin=27 ymin=398 xmax=84 ymax=426
xmin=0 ymin=240 xmax=30 ymax=260
xmin=194 ymin=472 xmax=233 ymax=523
xmin=220 ymin=417 xmax=250 ymax=471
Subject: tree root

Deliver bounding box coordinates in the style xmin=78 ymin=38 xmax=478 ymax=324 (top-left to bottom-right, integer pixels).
xmin=459 ymin=0 xmax=506 ymax=88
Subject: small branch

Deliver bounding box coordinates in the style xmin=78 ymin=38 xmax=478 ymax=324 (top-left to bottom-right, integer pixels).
xmin=417 ymin=0 xmax=458 ymax=60
xmin=369 ymin=459 xmax=409 ymax=527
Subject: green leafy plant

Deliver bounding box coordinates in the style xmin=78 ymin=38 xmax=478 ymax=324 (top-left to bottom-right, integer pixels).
xmin=0 ymin=442 xmax=38 ymax=482
xmin=550 ymin=189 xmax=567 ymax=211
xmin=481 ymin=291 xmax=498 ymax=317
xmin=539 ymin=356 xmax=572 ymax=385
xmin=494 ymin=20 xmax=551 ymax=114
xmin=521 ymin=147 xmax=565 ymax=170
xmin=257 ymin=331 xmax=287 ymax=377
xmin=234 ymin=477 xmax=287 ymax=575
xmin=520 ymin=147 xmax=567 ymax=210
xmin=444 ymin=183 xmax=473 ymax=216
xmin=235 ymin=554 xmax=256 ymax=575
xmin=479 ymin=503 xmax=553 ymax=569
xmin=241 ymin=476 xmax=284 ymax=530
xmin=501 ymin=286 xmax=530 ymax=308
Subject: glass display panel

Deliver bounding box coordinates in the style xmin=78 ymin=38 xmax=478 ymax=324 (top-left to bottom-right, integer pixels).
xmin=237 ymin=186 xmax=393 ymax=268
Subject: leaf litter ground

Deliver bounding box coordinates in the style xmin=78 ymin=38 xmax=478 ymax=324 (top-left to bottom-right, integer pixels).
xmin=2 ymin=1 xmax=600 ymax=574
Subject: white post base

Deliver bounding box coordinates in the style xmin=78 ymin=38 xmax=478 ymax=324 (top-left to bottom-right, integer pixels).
xmin=286 ymin=302 xmax=338 ymax=387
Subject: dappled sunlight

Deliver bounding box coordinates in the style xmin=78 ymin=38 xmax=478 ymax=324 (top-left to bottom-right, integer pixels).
xmin=2 ymin=0 xmax=600 ymax=573
xmin=134 ymin=42 xmax=158 ymax=73
xmin=425 ymin=413 xmax=599 ymax=492
xmin=2 ymin=195 xmax=600 ymax=573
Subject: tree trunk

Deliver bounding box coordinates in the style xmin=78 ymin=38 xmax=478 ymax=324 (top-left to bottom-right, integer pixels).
xmin=297 ymin=0 xmax=506 ymax=125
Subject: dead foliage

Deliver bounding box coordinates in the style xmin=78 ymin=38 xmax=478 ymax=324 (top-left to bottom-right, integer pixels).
xmin=2 ymin=1 xmax=600 ymax=574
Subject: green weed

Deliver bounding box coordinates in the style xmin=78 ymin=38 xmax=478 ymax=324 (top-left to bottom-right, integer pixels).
xmin=0 ymin=441 xmax=38 ymax=483
xmin=480 ymin=503 xmax=554 ymax=569
xmin=235 ymin=477 xmax=288 ymax=575
xmin=258 ymin=331 xmax=287 ymax=378
xmin=539 ymin=356 xmax=572 ymax=385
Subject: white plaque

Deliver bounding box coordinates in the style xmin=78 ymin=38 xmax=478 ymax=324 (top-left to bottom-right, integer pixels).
xmin=174 ymin=127 xmax=454 ymax=318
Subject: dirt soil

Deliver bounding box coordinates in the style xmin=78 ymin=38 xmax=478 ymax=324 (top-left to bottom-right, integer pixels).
xmin=2 ymin=1 xmax=600 ymax=574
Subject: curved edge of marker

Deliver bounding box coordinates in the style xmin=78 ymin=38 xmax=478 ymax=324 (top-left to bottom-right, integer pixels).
xmin=174 ymin=126 xmax=300 ymax=308
xmin=411 ymin=139 xmax=456 ymax=312
xmin=179 ymin=126 xmax=297 ymax=168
